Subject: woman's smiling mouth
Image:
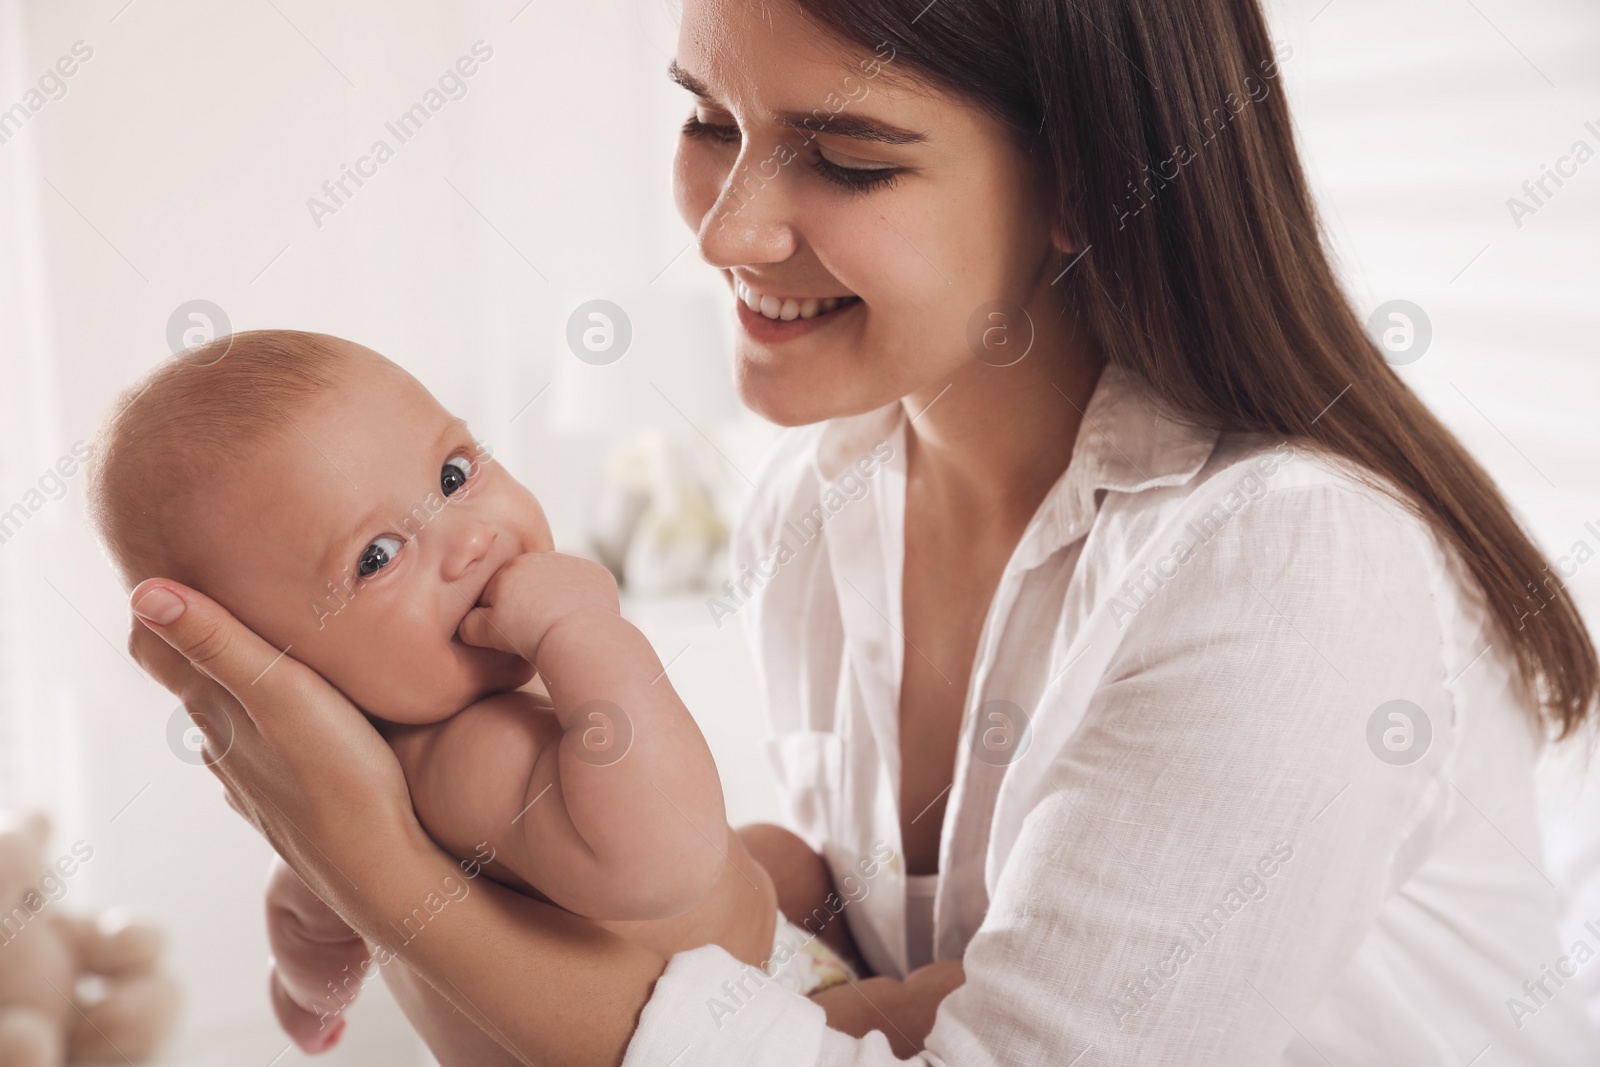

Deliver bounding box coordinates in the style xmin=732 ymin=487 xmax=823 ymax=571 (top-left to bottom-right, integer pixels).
xmin=737 ymin=279 xmax=861 ymax=321
xmin=733 ymin=278 xmax=862 ymax=342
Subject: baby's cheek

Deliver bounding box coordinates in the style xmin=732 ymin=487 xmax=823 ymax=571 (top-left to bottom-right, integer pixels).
xmin=302 ymin=608 xmax=463 ymax=724
xmin=365 ymin=633 xmax=473 ymax=724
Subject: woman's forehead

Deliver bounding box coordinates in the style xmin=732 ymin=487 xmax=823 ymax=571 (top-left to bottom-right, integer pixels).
xmin=673 ymin=0 xmax=907 ymax=111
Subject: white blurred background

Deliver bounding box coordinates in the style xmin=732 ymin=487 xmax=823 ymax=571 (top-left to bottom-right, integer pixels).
xmin=0 ymin=0 xmax=1596 ymax=1062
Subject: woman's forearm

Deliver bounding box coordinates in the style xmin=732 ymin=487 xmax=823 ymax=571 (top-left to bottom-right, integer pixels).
xmin=331 ymin=825 xmax=666 ymax=1067
xmin=381 ymin=956 xmax=530 ymax=1067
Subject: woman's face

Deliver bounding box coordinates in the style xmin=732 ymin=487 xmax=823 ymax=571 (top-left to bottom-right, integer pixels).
xmin=672 ymin=0 xmax=1068 ymax=426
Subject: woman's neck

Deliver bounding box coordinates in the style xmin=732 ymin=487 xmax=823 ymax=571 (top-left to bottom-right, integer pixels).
xmin=901 ymin=338 xmax=1103 ymax=535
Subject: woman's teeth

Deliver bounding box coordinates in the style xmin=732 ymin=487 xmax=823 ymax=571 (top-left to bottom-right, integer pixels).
xmin=738 ymin=282 xmax=858 ymax=321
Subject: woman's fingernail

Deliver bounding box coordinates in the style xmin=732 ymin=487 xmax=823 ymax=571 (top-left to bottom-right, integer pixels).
xmin=132 ymin=586 xmax=186 ymax=626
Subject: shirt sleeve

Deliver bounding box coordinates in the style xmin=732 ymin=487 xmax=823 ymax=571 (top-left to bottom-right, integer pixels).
xmin=625 ymin=478 xmax=1462 ymax=1066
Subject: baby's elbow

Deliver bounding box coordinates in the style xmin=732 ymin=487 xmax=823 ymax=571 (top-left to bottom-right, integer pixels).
xmin=608 ymin=830 xmax=726 ymax=919
xmin=674 ymin=841 xmax=728 ymax=911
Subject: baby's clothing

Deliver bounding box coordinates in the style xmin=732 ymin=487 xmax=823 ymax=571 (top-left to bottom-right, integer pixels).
xmin=765 ymin=910 xmax=857 ymax=995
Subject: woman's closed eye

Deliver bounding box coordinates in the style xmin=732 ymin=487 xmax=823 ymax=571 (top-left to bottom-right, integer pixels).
xmin=682 ymin=113 xmax=904 ymax=193
xmin=811 ymin=147 xmax=901 ymax=192
xmin=682 ymin=114 xmax=740 ymax=145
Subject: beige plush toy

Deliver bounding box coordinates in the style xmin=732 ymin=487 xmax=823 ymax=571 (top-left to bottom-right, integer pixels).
xmin=0 ymin=811 xmax=178 ymax=1065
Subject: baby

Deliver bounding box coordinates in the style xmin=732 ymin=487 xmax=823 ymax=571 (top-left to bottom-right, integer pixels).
xmin=86 ymin=331 xmax=857 ymax=1051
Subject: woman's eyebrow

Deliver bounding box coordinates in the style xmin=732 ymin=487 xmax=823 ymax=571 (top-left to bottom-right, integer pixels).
xmin=667 ymin=61 xmax=925 ymax=145
xmin=667 ymin=61 xmax=711 ymax=98
xmin=773 ymin=112 xmax=925 ymax=145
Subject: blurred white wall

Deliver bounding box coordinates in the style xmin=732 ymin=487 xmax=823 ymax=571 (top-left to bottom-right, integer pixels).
xmin=0 ymin=0 xmax=1595 ymax=1062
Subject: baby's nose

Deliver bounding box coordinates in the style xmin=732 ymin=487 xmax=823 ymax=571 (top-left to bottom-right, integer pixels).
xmin=441 ymin=520 xmax=498 ymax=584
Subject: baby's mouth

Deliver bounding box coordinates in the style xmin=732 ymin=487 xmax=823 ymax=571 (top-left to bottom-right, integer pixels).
xmin=449 ymin=569 xmax=500 ymax=646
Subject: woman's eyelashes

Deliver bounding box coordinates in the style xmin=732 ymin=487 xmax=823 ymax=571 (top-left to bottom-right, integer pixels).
xmin=681 ymin=114 xmax=739 ymax=145
xmin=682 ymin=114 xmax=904 ymax=193
xmin=811 ymin=152 xmax=902 ymax=192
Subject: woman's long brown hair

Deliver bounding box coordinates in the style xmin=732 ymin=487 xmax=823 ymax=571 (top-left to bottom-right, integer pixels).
xmin=796 ymin=0 xmax=1597 ymax=737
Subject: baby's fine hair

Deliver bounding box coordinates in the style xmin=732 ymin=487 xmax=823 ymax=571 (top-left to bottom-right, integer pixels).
xmin=85 ymin=329 xmax=352 ymax=590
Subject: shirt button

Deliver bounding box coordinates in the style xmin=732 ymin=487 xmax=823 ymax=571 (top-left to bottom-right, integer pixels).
xmin=865 ymin=641 xmax=884 ymax=663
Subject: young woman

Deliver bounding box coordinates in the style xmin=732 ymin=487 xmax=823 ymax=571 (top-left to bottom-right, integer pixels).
xmin=126 ymin=0 xmax=1598 ymax=1062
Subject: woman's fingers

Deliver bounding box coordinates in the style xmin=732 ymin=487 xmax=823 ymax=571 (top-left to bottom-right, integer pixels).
xmin=129 ymin=577 xmax=418 ymax=886
xmin=129 ymin=579 xmax=317 ymax=727
xmin=128 ymin=608 xmax=248 ymax=745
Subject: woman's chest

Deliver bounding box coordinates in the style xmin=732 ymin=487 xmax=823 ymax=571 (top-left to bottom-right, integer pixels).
xmin=896 ymin=527 xmax=1012 ymax=875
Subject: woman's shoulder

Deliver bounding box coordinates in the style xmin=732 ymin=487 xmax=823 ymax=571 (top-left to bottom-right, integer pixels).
xmin=1164 ymin=432 xmax=1437 ymax=556
xmin=1094 ymin=431 xmax=1508 ymax=704
xmin=1091 ymin=431 xmax=1468 ymax=636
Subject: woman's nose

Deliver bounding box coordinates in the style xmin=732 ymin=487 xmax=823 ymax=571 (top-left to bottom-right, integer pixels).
xmin=440 ymin=518 xmax=497 ymax=586
xmin=696 ymin=150 xmax=799 ymax=270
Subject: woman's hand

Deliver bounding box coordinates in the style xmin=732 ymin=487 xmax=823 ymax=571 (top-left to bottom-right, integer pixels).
xmin=127 ymin=579 xmax=421 ymax=919
xmin=127 ymin=578 xmax=666 ymax=1067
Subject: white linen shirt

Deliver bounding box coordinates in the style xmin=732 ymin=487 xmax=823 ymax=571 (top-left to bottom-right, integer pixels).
xmin=623 ymin=364 xmax=1600 ymax=1066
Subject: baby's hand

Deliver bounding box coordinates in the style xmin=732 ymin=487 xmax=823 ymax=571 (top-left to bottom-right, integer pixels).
xmin=456 ymin=551 xmax=619 ymax=664
xmin=264 ymin=857 xmax=371 ymax=1054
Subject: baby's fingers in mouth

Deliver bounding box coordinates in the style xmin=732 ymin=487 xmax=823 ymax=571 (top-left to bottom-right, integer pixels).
xmin=454 ymin=606 xmax=492 ymax=648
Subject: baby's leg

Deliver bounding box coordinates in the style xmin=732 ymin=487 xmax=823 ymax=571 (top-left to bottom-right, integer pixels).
xmin=737 ymin=823 xmax=865 ymax=974
xmin=264 ymin=857 xmax=372 ymax=1053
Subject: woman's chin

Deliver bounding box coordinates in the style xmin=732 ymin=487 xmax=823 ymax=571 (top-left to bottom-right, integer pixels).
xmin=735 ymin=355 xmax=888 ymax=428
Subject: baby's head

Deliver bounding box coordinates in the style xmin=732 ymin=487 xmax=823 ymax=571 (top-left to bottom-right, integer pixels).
xmin=87 ymin=331 xmax=548 ymax=723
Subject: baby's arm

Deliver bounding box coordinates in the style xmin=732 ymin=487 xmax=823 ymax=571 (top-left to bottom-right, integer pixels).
xmin=738 ymin=822 xmax=866 ymax=973
xmin=738 ymin=823 xmax=964 ymax=1054
xmin=812 ymin=961 xmax=967 ymax=1057
xmin=404 ymin=551 xmax=728 ymax=922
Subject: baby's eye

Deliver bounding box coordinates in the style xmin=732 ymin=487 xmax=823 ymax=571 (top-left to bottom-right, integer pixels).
xmin=357 ymin=535 xmax=403 ymax=578
xmin=441 ymin=456 xmax=473 ymax=497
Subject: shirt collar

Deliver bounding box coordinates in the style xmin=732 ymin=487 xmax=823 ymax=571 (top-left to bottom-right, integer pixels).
xmin=1066 ymin=361 xmax=1219 ymax=494
xmin=1022 ymin=363 xmax=1219 ymax=568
